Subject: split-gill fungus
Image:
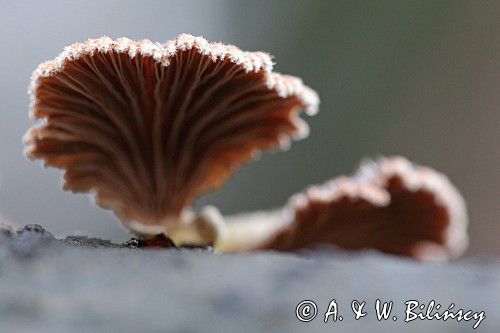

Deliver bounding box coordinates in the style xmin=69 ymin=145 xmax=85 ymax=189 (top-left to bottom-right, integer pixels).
xmin=24 ymin=34 xmax=319 ymax=246
xmin=24 ymin=35 xmax=468 ymax=260
xmin=218 ymin=157 xmax=468 ymax=261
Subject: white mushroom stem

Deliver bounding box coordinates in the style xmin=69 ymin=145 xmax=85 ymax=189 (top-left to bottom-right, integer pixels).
xmin=170 ymin=206 xmax=226 ymax=246
xmin=214 ymin=210 xmax=287 ymax=252
xmin=126 ymin=206 xmax=226 ymax=247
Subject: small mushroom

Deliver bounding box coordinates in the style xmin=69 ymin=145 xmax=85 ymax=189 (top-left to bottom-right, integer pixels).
xmin=24 ymin=34 xmax=318 ymax=245
xmin=218 ymin=157 xmax=468 ymax=260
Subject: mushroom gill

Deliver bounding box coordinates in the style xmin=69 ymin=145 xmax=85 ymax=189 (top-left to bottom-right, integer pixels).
xmin=24 ymin=34 xmax=319 ymax=244
xmin=218 ymin=157 xmax=468 ymax=260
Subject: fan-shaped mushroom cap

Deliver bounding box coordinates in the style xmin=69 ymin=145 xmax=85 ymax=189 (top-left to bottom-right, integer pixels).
xmin=24 ymin=34 xmax=318 ymax=239
xmin=221 ymin=157 xmax=468 ymax=260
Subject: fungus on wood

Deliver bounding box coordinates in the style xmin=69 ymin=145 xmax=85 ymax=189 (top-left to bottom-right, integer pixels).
xmin=24 ymin=34 xmax=319 ymax=245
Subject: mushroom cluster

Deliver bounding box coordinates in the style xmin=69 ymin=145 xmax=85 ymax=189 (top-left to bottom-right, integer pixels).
xmin=25 ymin=34 xmax=468 ymax=260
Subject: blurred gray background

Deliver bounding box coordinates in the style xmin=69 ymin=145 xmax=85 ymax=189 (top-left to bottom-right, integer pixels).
xmin=0 ymin=0 xmax=498 ymax=255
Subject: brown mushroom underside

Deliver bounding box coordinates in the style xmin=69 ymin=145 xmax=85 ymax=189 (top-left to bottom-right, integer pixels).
xmin=260 ymin=157 xmax=468 ymax=260
xmin=25 ymin=36 xmax=317 ymax=231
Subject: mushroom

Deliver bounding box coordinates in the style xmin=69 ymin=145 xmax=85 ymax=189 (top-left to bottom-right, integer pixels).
xmin=24 ymin=34 xmax=319 ymax=246
xmin=217 ymin=157 xmax=468 ymax=260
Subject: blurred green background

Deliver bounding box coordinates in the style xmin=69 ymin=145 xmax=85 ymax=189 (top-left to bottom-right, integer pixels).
xmin=0 ymin=0 xmax=498 ymax=255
